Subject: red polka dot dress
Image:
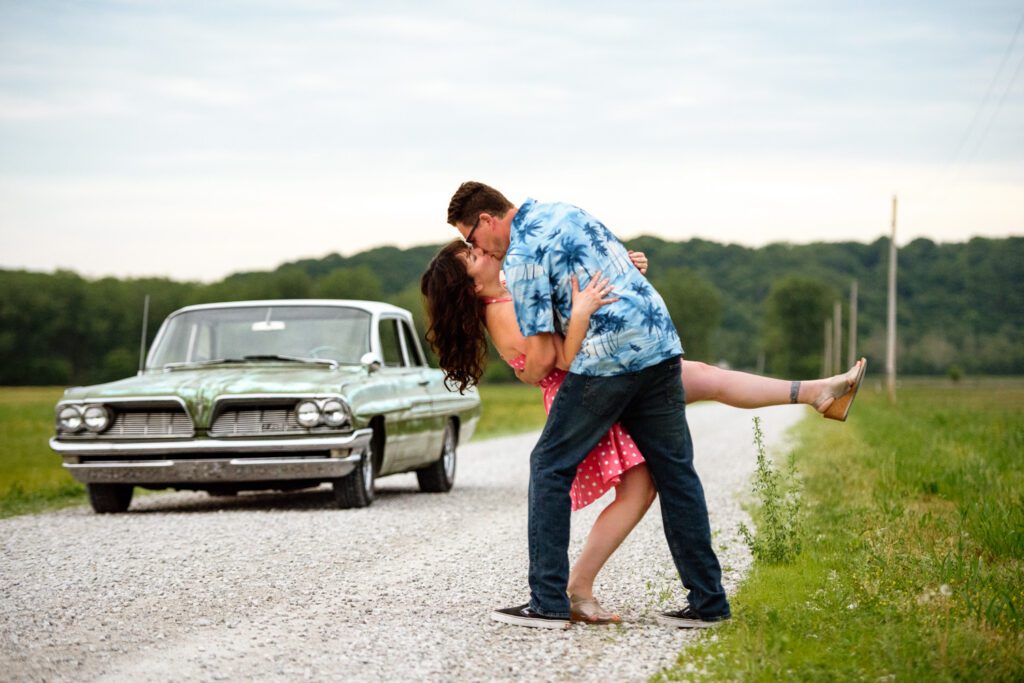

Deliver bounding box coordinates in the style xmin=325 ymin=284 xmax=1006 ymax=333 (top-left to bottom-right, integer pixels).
xmin=507 ymin=353 xmax=646 ymax=511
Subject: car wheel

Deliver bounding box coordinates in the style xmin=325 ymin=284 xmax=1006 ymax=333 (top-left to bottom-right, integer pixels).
xmin=416 ymin=420 xmax=457 ymax=493
xmin=331 ymin=441 xmax=376 ymax=509
xmin=87 ymin=483 xmax=134 ymax=513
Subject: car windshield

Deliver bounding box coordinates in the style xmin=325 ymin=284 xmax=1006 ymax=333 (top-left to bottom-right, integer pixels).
xmin=147 ymin=305 xmax=372 ymax=369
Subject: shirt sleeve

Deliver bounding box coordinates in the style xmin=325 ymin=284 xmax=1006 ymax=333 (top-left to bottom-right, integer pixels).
xmin=504 ymin=256 xmax=556 ymax=337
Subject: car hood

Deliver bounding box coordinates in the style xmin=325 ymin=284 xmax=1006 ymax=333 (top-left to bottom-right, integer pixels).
xmin=61 ymin=364 xmax=366 ymax=429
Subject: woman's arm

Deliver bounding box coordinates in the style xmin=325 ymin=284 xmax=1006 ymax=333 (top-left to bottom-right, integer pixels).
xmin=557 ymin=272 xmax=619 ymax=368
xmin=553 ymin=252 xmax=649 ymax=370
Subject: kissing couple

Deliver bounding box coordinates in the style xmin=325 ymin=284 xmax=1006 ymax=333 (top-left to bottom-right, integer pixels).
xmin=420 ymin=181 xmax=864 ymax=628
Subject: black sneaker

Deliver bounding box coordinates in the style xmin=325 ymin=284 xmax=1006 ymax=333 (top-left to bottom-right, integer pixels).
xmin=491 ymin=603 xmax=571 ymax=630
xmin=657 ymin=606 xmax=731 ymax=629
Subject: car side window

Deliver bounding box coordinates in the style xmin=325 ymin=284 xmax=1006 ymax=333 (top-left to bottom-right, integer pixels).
xmin=400 ymin=321 xmax=424 ymax=367
xmin=379 ymin=318 xmax=405 ymax=367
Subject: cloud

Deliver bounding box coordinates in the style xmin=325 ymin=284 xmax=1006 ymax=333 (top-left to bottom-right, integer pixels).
xmin=147 ymin=77 xmax=252 ymax=106
xmin=0 ymin=0 xmax=1021 ymax=279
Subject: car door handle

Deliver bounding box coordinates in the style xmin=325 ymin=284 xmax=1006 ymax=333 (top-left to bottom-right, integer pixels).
xmin=417 ymin=379 xmax=430 ymax=386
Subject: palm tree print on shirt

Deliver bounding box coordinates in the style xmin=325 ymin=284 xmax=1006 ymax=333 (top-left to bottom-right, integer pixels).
xmin=641 ymin=302 xmax=666 ymax=334
xmin=630 ymin=281 xmax=653 ymax=300
xmin=505 ymin=198 xmax=683 ymax=374
xmin=591 ymin=311 xmax=628 ymax=336
xmin=555 ymin=238 xmax=591 ymax=278
xmin=528 ymin=289 xmax=549 ymax=319
xmin=514 ymin=220 xmax=545 ymax=244
xmin=583 ymin=222 xmax=609 ymax=257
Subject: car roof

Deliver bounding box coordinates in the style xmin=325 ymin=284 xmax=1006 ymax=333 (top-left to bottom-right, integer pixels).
xmin=168 ymin=300 xmax=411 ymax=317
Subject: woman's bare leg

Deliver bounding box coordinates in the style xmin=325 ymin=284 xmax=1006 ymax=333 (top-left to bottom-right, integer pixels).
xmin=565 ymin=361 xmax=864 ymax=609
xmin=567 ymin=464 xmax=658 ymax=601
xmin=681 ymin=359 xmax=863 ymax=411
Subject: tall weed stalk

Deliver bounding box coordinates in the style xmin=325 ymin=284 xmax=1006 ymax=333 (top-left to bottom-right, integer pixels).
xmin=739 ymin=416 xmax=803 ymax=564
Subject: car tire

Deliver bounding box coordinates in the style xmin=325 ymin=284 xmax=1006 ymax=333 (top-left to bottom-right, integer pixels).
xmin=416 ymin=420 xmax=457 ymax=493
xmin=332 ymin=442 xmax=375 ymax=509
xmin=87 ymin=483 xmax=133 ymax=513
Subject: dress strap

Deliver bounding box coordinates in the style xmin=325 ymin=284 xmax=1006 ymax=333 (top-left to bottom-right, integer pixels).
xmin=482 ymin=296 xmax=513 ymax=305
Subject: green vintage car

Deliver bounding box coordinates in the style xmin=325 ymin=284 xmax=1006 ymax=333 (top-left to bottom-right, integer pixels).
xmin=49 ymin=300 xmax=480 ymax=513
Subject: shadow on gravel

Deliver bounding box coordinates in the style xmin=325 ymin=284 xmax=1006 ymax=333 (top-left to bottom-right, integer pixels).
xmin=125 ymin=480 xmax=485 ymax=515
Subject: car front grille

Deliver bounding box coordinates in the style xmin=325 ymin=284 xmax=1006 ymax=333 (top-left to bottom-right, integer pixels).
xmin=110 ymin=410 xmax=195 ymax=437
xmin=209 ymin=406 xmax=305 ymax=437
xmin=61 ymin=407 xmax=195 ymax=439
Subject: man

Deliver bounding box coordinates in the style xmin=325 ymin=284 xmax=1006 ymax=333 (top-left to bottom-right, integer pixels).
xmin=446 ymin=181 xmax=731 ymax=629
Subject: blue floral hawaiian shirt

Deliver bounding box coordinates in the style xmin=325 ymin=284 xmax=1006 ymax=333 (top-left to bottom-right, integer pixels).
xmin=502 ymin=198 xmax=683 ymax=376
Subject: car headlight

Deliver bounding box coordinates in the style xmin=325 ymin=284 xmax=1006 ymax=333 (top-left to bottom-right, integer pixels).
xmin=321 ymin=399 xmax=351 ymax=428
xmin=83 ymin=405 xmax=111 ymax=433
xmin=58 ymin=405 xmax=84 ymax=432
xmin=296 ymin=400 xmax=321 ymax=427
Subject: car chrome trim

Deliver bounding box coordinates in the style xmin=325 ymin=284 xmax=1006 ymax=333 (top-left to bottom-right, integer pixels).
xmin=50 ymin=428 xmax=372 ymax=456
xmin=61 ymin=451 xmax=365 ymax=484
xmin=210 ymin=392 xmax=352 ymax=402
xmin=55 ymin=395 xmax=196 ymax=439
xmin=208 ymin=393 xmax=354 ymax=436
xmin=56 ymin=395 xmax=192 ymax=412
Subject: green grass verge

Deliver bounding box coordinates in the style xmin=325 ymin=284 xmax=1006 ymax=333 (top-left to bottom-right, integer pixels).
xmin=0 ymin=387 xmax=87 ymax=518
xmin=472 ymin=381 xmax=547 ymax=440
xmin=657 ymin=379 xmax=1024 ymax=681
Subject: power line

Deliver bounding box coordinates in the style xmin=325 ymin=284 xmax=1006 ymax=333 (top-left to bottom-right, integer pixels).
xmin=944 ymin=11 xmax=1024 ymax=169
xmin=923 ymin=9 xmax=1024 ymax=199
xmin=961 ymin=46 xmax=1024 ymax=168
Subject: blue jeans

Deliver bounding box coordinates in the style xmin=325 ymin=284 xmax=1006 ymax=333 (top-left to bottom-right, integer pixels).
xmin=526 ymin=356 xmax=730 ymax=619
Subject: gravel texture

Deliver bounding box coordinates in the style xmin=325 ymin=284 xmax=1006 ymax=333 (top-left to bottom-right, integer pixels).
xmin=1 ymin=402 xmax=804 ymax=682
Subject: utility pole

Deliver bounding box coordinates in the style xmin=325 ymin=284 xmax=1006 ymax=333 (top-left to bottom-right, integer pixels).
xmin=886 ymin=196 xmax=898 ymax=403
xmin=832 ymin=301 xmax=842 ymax=376
xmin=823 ymin=318 xmax=833 ymax=377
xmin=848 ymin=280 xmax=858 ymax=367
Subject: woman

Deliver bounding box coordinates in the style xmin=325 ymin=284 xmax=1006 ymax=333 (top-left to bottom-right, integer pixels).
xmin=420 ymin=240 xmax=864 ymax=624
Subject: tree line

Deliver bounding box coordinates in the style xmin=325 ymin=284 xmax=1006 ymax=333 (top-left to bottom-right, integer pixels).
xmin=0 ymin=236 xmax=1020 ymax=387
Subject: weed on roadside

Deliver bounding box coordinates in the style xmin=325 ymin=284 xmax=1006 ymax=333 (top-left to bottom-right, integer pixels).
xmin=738 ymin=416 xmax=803 ymax=565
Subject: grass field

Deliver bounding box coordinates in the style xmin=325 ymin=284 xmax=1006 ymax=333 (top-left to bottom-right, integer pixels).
xmin=658 ymin=379 xmax=1024 ymax=681
xmin=473 ymin=382 xmax=547 ymax=440
xmin=0 ymin=387 xmax=84 ymax=517
xmin=0 ymin=382 xmax=546 ymax=518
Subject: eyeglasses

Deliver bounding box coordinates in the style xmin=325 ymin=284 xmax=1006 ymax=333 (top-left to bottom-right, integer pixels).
xmin=464 ymin=215 xmax=482 ymax=247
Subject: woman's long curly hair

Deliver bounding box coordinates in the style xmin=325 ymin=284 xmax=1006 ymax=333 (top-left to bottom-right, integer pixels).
xmin=420 ymin=240 xmax=488 ymax=393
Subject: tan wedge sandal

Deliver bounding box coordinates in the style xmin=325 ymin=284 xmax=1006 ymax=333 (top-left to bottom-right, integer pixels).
xmin=814 ymin=357 xmax=867 ymax=422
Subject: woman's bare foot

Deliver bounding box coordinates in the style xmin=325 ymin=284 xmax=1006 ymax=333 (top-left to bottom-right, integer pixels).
xmin=569 ymin=594 xmax=622 ymax=624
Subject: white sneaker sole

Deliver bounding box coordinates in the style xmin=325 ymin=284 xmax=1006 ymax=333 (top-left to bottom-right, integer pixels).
xmin=491 ymin=611 xmax=571 ymax=630
xmin=656 ymin=614 xmax=726 ymax=629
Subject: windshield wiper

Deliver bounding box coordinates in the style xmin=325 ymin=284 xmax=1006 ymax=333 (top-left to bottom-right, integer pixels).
xmin=241 ymin=354 xmax=339 ymax=368
xmin=162 ymin=355 xmax=339 ymax=371
xmin=162 ymin=358 xmax=248 ymax=370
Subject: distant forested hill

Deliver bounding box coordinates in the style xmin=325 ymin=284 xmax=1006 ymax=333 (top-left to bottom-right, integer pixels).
xmin=1 ymin=236 xmax=1020 ymax=386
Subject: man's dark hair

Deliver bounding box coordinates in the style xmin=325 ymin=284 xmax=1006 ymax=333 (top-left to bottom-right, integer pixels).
xmin=447 ymin=181 xmax=514 ymax=227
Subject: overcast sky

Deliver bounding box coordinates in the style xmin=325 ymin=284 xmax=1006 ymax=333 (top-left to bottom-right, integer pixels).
xmin=1 ymin=0 xmax=1022 ymax=282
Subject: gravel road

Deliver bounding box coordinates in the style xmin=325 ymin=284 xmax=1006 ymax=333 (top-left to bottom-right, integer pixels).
xmin=1 ymin=402 xmax=804 ymax=682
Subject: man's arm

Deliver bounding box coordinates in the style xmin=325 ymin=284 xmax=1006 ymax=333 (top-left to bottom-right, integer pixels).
xmin=516 ymin=332 xmax=557 ymax=385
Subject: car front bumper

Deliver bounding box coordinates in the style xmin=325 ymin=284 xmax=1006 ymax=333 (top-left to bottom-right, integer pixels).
xmin=49 ymin=428 xmax=373 ymax=485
